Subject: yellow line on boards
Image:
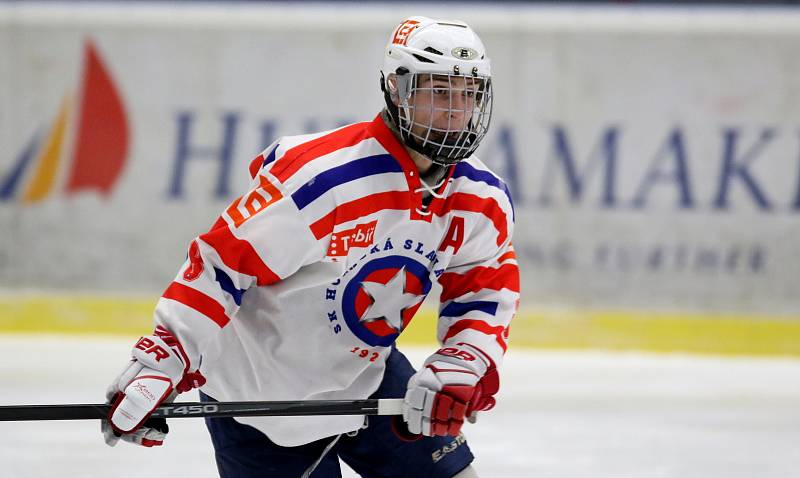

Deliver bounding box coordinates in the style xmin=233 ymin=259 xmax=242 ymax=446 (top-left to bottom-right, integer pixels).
xmin=0 ymin=297 xmax=156 ymax=336
xmin=1 ymin=297 xmax=798 ymax=356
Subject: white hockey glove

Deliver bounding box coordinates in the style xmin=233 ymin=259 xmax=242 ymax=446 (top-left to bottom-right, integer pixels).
xmin=403 ymin=343 xmax=499 ymax=437
xmin=102 ymin=326 xmax=205 ymax=447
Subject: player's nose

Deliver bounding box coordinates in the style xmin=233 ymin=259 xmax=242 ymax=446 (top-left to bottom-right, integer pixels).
xmin=449 ymin=91 xmax=468 ymax=111
xmin=447 ymin=95 xmax=470 ymax=127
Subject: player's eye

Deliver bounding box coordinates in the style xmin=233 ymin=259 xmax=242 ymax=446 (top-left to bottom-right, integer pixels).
xmin=432 ymin=88 xmax=448 ymax=95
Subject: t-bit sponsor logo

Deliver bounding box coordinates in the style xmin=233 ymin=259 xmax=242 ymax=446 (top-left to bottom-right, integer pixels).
xmin=0 ymin=40 xmax=129 ymax=204
xmin=327 ymin=221 xmax=378 ymax=257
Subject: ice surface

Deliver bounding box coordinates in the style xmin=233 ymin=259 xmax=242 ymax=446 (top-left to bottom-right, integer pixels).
xmin=1 ymin=335 xmax=799 ymax=477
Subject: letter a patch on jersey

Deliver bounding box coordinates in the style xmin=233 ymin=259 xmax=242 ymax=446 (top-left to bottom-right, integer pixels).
xmin=438 ymin=216 xmax=465 ymax=254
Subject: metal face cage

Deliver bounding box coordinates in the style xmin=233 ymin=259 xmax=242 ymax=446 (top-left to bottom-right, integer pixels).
xmin=394 ymin=72 xmax=493 ymax=165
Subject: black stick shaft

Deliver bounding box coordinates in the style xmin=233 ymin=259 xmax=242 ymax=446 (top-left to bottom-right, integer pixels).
xmin=0 ymin=399 xmax=404 ymax=421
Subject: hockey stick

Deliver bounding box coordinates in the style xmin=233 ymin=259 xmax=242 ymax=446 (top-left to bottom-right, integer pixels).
xmin=0 ymin=398 xmax=404 ymax=422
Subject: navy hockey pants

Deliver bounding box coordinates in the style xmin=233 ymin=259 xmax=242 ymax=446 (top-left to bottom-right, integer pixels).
xmin=200 ymin=347 xmax=474 ymax=478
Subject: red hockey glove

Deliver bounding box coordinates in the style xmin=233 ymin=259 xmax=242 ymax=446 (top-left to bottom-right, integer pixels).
xmin=101 ymin=326 xmax=205 ymax=447
xmin=403 ymin=343 xmax=499 ymax=437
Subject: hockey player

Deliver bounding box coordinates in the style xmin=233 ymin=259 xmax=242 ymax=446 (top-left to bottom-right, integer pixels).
xmin=102 ymin=16 xmax=519 ymax=478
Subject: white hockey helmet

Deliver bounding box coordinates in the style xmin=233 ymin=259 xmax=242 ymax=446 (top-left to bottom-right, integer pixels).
xmin=380 ymin=16 xmax=493 ymax=165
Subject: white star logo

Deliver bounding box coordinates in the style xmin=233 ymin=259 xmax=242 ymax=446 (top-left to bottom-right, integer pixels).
xmin=358 ymin=267 xmax=424 ymax=333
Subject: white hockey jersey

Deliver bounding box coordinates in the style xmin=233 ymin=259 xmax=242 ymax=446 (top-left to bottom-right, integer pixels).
xmin=153 ymin=114 xmax=519 ymax=446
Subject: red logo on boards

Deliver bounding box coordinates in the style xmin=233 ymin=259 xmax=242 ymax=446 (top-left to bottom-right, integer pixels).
xmin=391 ymin=20 xmax=420 ymax=46
xmin=327 ymin=221 xmax=378 ymax=257
xmin=1 ymin=40 xmax=129 ymax=204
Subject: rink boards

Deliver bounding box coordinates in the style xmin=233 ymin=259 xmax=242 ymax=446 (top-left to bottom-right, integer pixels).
xmin=1 ymin=4 xmax=799 ymax=355
xmin=1 ymin=297 xmax=799 ymax=356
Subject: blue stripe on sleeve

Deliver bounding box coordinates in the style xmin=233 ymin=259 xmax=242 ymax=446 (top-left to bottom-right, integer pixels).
xmin=291 ymin=154 xmax=403 ymax=210
xmin=262 ymin=144 xmax=279 ymax=167
xmin=440 ymin=300 xmax=498 ymax=318
xmin=453 ymin=162 xmax=503 ymax=190
xmin=453 ymin=162 xmax=515 ymax=220
xmin=214 ymin=267 xmax=246 ymax=306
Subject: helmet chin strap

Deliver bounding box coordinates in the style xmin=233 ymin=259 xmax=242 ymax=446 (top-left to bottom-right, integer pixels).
xmin=379 ymin=73 xmax=403 ymax=139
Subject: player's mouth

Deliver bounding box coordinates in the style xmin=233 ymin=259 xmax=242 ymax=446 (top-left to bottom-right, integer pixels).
xmin=429 ymin=130 xmax=466 ymax=145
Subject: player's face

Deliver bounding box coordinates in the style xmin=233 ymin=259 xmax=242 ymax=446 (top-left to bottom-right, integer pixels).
xmin=407 ymin=74 xmax=479 ymax=145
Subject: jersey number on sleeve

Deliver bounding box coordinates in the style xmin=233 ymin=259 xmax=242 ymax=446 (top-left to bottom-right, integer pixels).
xmin=226 ymin=175 xmax=283 ymax=228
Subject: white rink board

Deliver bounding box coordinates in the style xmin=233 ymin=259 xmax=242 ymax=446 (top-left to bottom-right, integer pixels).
xmin=1 ymin=4 xmax=800 ymax=316
xmin=1 ymin=335 xmax=800 ymax=477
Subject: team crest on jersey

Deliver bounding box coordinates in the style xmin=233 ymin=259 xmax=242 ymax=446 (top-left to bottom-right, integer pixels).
xmin=324 ymin=237 xmax=441 ymax=347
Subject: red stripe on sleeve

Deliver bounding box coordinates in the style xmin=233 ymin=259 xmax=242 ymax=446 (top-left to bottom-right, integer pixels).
xmin=438 ymin=263 xmax=520 ymax=303
xmin=248 ymin=153 xmax=265 ymax=179
xmin=438 ymin=193 xmax=509 ymax=246
xmin=207 ymin=215 xmax=228 ymax=232
xmin=443 ymin=320 xmax=508 ymax=353
xmin=497 ymin=247 xmax=516 ymax=264
xmin=310 ymin=191 xmax=410 ymax=240
xmin=162 ymin=282 xmax=230 ymax=328
xmin=271 ymin=122 xmax=372 ymax=183
xmin=199 ymin=225 xmax=281 ymax=286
